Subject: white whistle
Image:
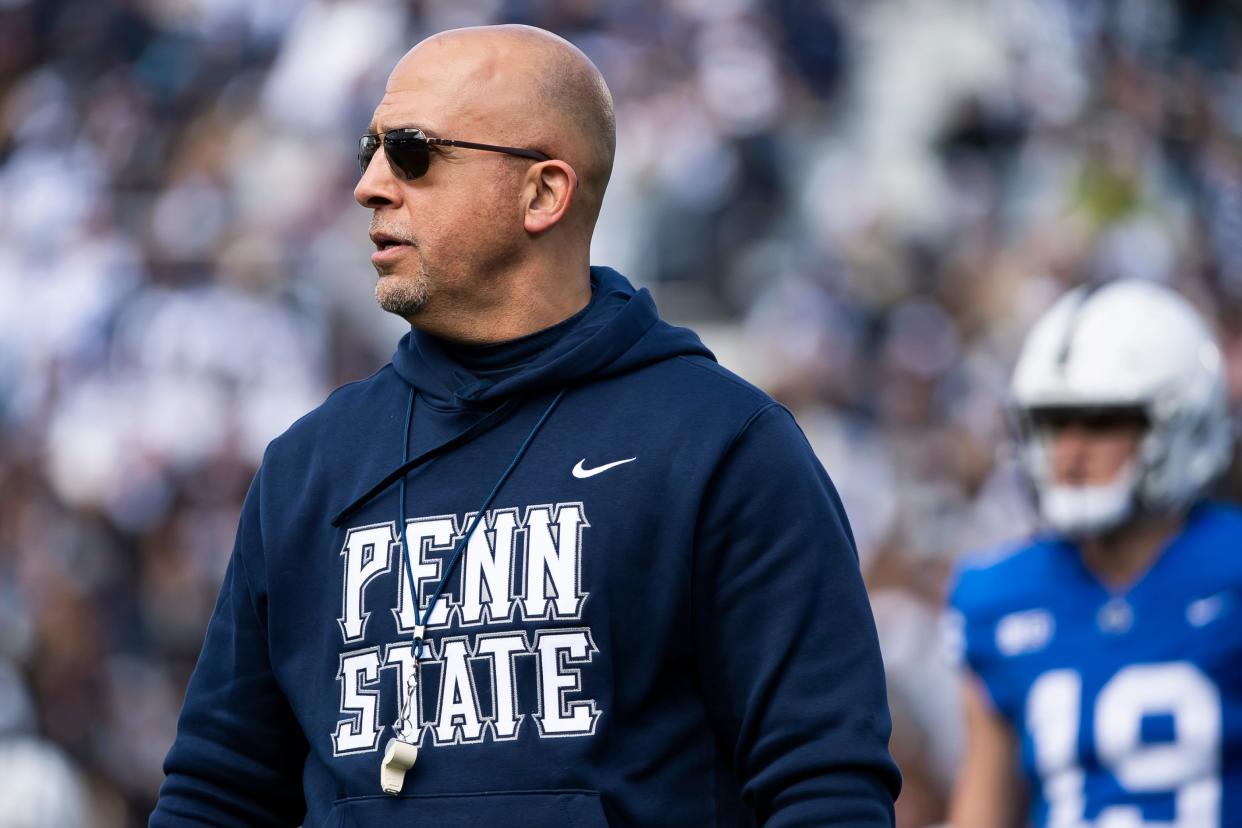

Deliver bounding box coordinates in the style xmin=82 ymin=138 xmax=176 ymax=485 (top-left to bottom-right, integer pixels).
xmin=380 ymin=738 xmax=419 ymax=795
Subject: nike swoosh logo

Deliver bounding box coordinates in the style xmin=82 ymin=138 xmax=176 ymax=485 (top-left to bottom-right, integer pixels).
xmin=572 ymin=457 xmax=636 ymax=479
xmin=1187 ymin=591 xmax=1232 ymax=627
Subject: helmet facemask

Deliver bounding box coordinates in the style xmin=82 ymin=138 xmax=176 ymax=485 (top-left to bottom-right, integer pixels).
xmin=1014 ymin=404 xmax=1150 ymax=537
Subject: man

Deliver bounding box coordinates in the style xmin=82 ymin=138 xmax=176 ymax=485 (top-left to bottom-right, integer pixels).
xmin=948 ymin=279 xmax=1242 ymax=827
xmin=150 ymin=25 xmax=900 ymax=827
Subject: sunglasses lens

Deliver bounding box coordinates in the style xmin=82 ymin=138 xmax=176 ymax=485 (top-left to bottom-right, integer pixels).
xmin=358 ymin=136 xmax=379 ymax=174
xmin=385 ymin=135 xmax=430 ymax=180
xmin=357 ymin=133 xmax=431 ymax=179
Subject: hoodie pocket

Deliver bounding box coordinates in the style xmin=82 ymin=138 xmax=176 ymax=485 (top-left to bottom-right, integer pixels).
xmin=325 ymin=789 xmax=610 ymax=827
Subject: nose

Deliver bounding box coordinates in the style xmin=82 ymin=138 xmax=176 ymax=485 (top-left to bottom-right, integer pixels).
xmin=1050 ymin=423 xmax=1090 ymax=469
xmin=1053 ymin=422 xmax=1091 ymax=448
xmin=354 ymin=148 xmax=401 ymax=209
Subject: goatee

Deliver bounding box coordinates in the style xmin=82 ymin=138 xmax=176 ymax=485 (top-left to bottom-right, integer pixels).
xmin=375 ymin=272 xmax=429 ymax=317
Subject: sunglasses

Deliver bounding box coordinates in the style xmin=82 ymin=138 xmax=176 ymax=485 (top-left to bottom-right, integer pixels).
xmin=358 ymin=128 xmax=551 ymax=180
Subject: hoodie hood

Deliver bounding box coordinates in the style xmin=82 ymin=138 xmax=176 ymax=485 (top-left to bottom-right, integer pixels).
xmin=392 ymin=266 xmax=713 ymax=408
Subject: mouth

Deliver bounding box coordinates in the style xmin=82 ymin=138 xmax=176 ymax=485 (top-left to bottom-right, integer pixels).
xmin=370 ymin=230 xmax=413 ymax=251
xmin=369 ymin=230 xmax=414 ymax=265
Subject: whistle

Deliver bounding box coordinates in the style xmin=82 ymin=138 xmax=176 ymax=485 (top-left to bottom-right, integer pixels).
xmin=380 ymin=738 xmax=419 ymax=795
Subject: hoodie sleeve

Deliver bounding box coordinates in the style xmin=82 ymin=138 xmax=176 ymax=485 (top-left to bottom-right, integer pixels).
xmin=692 ymin=404 xmax=901 ymax=827
xmin=150 ymin=469 xmax=308 ymax=827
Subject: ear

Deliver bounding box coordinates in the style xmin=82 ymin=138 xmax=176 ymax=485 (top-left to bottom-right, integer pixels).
xmin=522 ymin=160 xmax=577 ymax=234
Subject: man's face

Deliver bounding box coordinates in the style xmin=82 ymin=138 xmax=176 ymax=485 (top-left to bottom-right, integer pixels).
xmin=354 ymin=43 xmax=533 ymax=323
xmin=1041 ymin=409 xmax=1147 ymax=486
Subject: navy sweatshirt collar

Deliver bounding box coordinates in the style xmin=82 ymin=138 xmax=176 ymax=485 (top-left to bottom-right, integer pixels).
xmin=391 ymin=266 xmax=712 ymax=409
xmin=440 ymin=295 xmax=593 ymax=378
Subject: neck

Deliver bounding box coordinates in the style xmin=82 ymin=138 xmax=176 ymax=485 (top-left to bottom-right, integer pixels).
xmin=1077 ymin=509 xmax=1186 ymax=589
xmin=410 ymin=251 xmax=592 ymax=345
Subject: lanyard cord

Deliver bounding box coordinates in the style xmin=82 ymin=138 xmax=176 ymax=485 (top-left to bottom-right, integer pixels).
xmin=391 ymin=387 xmax=568 ymax=734
xmin=397 ymin=385 xmax=415 ymax=640
xmin=332 ymin=397 xmax=520 ymax=527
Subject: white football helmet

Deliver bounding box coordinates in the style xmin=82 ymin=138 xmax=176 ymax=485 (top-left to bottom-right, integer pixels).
xmin=1010 ymin=279 xmax=1233 ymax=535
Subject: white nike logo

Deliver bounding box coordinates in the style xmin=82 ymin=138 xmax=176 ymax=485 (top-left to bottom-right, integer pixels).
xmin=1187 ymin=592 xmax=1232 ymax=627
xmin=572 ymin=457 xmax=636 ymax=479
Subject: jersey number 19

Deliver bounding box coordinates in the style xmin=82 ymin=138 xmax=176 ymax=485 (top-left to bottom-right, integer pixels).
xmin=1027 ymin=662 xmax=1221 ymax=828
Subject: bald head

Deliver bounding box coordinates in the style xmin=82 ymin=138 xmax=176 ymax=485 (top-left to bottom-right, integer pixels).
xmin=357 ymin=25 xmax=613 ymax=340
xmin=388 ymin=25 xmax=616 ymax=226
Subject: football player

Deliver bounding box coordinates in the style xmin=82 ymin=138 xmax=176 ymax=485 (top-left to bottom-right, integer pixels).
xmin=948 ymin=279 xmax=1242 ymax=827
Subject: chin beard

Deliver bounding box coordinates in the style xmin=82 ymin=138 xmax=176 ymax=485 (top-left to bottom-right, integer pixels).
xmin=375 ymin=271 xmax=429 ymax=318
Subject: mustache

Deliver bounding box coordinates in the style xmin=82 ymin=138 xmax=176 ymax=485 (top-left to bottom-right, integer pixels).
xmin=369 ymin=221 xmax=417 ymax=246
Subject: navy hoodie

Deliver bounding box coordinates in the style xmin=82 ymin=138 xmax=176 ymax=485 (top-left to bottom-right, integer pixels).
xmin=151 ymin=267 xmax=900 ymax=827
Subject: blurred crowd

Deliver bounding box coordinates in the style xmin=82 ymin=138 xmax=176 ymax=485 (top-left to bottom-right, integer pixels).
xmin=2 ymin=0 xmax=1242 ymax=825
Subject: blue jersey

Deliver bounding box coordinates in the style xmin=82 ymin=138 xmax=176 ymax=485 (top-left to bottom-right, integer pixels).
xmin=949 ymin=502 xmax=1242 ymax=828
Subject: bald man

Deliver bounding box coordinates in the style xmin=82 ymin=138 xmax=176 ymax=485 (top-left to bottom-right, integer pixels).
xmin=151 ymin=25 xmax=900 ymax=828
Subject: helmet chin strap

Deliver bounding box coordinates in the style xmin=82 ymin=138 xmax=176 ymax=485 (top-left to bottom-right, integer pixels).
xmin=1040 ymin=461 xmax=1139 ymax=537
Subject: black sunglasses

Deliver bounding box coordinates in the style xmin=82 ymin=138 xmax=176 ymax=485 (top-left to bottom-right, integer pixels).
xmin=358 ymin=127 xmax=551 ymax=180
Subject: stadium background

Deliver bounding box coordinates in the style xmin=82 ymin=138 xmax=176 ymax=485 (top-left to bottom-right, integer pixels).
xmin=2 ymin=0 xmax=1242 ymax=825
